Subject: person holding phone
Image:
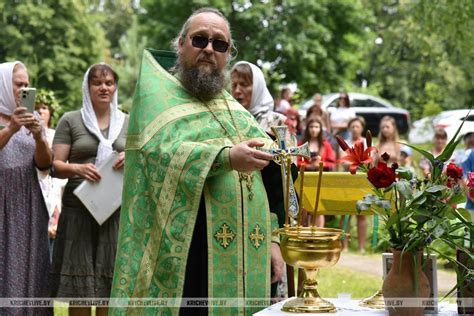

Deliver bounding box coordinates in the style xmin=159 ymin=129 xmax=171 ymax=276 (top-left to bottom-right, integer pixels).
xmin=50 ymin=63 xmax=128 ymax=316
xmin=0 ymin=61 xmax=53 ymax=315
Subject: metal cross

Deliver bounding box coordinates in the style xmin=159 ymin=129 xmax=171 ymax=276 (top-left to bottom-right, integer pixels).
xmin=214 ymin=223 xmax=235 ymax=249
xmin=260 ymin=126 xmax=310 ymax=220
xmin=249 ymin=224 xmax=265 ymax=249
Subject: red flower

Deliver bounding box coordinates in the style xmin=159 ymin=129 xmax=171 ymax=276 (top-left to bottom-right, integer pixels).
xmin=367 ymin=162 xmax=397 ymax=188
xmin=468 ymin=172 xmax=474 ymax=200
xmin=381 ymin=152 xmax=391 ymax=162
xmin=336 ymin=134 xmax=376 ymax=174
xmin=446 ymin=162 xmax=463 ymax=180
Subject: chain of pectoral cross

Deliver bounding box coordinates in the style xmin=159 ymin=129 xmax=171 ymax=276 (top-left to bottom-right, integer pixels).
xmin=204 ymin=98 xmax=256 ymax=200
xmin=204 ymin=98 xmax=310 ymax=208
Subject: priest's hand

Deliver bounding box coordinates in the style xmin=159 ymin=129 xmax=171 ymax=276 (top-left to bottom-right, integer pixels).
xmin=230 ymin=139 xmax=274 ymax=172
xmin=271 ymin=242 xmax=284 ymax=283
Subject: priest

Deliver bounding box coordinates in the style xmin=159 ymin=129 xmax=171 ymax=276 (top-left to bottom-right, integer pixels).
xmin=110 ymin=7 xmax=283 ymax=315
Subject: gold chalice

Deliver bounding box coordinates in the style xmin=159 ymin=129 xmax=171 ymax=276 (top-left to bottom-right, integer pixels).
xmin=274 ymin=226 xmax=347 ymax=313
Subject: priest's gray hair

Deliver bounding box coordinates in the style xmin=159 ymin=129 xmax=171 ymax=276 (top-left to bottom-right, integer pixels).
xmin=171 ymin=7 xmax=236 ymax=59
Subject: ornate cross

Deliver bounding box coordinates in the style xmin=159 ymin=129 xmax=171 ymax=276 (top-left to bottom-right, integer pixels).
xmin=249 ymin=224 xmax=265 ymax=249
xmin=260 ymin=126 xmax=310 ymax=220
xmin=214 ymin=223 xmax=235 ymax=249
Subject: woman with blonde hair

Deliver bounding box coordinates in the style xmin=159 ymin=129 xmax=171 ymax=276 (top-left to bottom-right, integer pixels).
xmin=377 ymin=115 xmax=400 ymax=164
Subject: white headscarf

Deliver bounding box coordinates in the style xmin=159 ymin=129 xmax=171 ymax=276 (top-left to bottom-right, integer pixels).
xmin=231 ymin=61 xmax=286 ymax=132
xmin=0 ymin=61 xmax=24 ymax=116
xmin=80 ymin=64 xmax=125 ymax=166
xmin=232 ymin=61 xmax=274 ymax=117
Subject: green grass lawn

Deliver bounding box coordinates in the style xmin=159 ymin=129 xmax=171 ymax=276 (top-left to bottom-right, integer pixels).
xmin=53 ymin=302 xmax=96 ymax=316
xmin=53 ymin=301 xmax=68 ymax=316
xmin=297 ymin=266 xmax=382 ymax=299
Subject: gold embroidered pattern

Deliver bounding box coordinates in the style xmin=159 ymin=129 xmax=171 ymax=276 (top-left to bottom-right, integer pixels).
xmin=214 ymin=223 xmax=236 ymax=249
xmin=127 ymin=100 xmax=245 ymax=150
xmin=250 ymin=224 xmax=265 ymax=249
xmin=133 ymin=142 xmax=197 ymax=298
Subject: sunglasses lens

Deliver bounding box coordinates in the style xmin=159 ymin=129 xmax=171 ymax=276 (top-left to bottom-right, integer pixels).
xmin=212 ymin=39 xmax=229 ymax=53
xmin=192 ymin=36 xmax=209 ymax=49
xmin=191 ymin=36 xmax=229 ymax=53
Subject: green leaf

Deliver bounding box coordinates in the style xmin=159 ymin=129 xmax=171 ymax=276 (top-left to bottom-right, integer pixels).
xmin=396 ymin=180 xmax=413 ymax=199
xmin=401 ymin=143 xmax=435 ymax=165
xmin=449 ymin=193 xmax=467 ymax=205
xmin=411 ymin=195 xmax=427 ymax=206
xmin=453 ymin=209 xmax=474 ymax=225
xmin=385 ymin=212 xmax=401 ymax=230
xmin=396 ymin=167 xmax=414 ymax=180
xmin=425 ymin=185 xmax=446 ymax=193
xmin=375 ymin=199 xmax=391 ymax=210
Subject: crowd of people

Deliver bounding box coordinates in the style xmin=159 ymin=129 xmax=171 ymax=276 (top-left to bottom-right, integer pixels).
xmin=0 ymin=6 xmax=473 ymax=316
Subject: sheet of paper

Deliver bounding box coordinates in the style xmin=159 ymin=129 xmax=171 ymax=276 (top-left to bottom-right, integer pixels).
xmin=73 ymin=152 xmax=123 ymax=225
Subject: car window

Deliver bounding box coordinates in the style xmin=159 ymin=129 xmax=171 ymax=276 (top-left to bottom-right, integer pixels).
xmin=464 ymin=115 xmax=474 ymax=122
xmin=351 ymin=99 xmax=370 ymax=107
xmin=352 ymin=99 xmax=386 ymax=108
xmin=328 ymin=98 xmax=339 ymax=108
xmin=368 ymin=99 xmax=386 ymax=108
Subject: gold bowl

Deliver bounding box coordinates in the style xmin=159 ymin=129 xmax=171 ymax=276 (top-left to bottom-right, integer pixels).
xmin=274 ymin=226 xmax=347 ymax=313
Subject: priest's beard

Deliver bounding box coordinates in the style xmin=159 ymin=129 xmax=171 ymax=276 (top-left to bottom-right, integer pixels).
xmin=175 ymin=56 xmax=228 ymax=102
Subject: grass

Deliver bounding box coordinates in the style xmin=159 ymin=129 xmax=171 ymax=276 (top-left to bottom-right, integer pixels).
xmin=53 ymin=301 xmax=68 ymax=316
xmin=53 ymin=303 xmax=96 ymax=316
xmin=317 ymin=266 xmax=382 ymax=299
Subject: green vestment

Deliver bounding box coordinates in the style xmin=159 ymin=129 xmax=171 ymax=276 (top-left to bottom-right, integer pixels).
xmin=110 ymin=49 xmax=276 ymax=315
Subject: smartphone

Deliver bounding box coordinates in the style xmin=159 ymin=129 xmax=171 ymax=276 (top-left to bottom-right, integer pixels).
xmin=20 ymin=87 xmax=36 ymax=112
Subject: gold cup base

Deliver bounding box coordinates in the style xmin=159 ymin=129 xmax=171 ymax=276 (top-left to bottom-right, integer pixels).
xmin=282 ymin=297 xmax=336 ymax=313
xmin=359 ymin=289 xmax=385 ymax=309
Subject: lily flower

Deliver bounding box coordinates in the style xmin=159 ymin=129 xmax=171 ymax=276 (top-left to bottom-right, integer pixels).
xmin=336 ymin=132 xmax=377 ymax=174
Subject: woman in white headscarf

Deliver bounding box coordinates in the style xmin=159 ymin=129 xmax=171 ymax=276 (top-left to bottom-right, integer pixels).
xmin=231 ymin=61 xmax=286 ymax=132
xmin=0 ymin=61 xmax=52 ymax=315
xmin=50 ymin=63 xmax=128 ymax=315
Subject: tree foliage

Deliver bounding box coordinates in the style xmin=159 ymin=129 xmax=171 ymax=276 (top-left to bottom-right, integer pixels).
xmin=0 ymin=0 xmax=106 ymax=116
xmin=139 ymin=0 xmax=373 ymax=98
xmin=363 ymin=0 xmax=474 ymax=120
xmin=1 ymin=0 xmax=472 ymax=122
xmin=111 ymin=15 xmax=148 ymax=112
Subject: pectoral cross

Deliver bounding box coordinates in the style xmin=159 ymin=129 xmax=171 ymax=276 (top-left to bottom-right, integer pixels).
xmin=261 ymin=126 xmax=311 ymax=221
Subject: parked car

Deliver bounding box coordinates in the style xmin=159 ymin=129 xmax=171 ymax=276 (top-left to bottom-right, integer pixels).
xmin=408 ymin=116 xmax=434 ymax=144
xmin=431 ymin=109 xmax=473 ymax=141
xmin=409 ymin=109 xmax=474 ymax=144
xmin=298 ymin=92 xmax=410 ymax=135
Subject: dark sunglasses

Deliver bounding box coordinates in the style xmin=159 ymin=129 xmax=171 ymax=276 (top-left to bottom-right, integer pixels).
xmin=191 ymin=35 xmax=230 ymax=53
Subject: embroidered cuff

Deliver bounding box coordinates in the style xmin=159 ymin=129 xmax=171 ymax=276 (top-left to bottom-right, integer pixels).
xmin=209 ymin=146 xmax=233 ymax=177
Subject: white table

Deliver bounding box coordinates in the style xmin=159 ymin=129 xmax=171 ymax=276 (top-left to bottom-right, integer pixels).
xmin=253 ymin=298 xmax=459 ymax=315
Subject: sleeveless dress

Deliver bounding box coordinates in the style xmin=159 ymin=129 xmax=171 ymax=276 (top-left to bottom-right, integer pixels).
xmin=0 ymin=126 xmax=52 ymax=315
